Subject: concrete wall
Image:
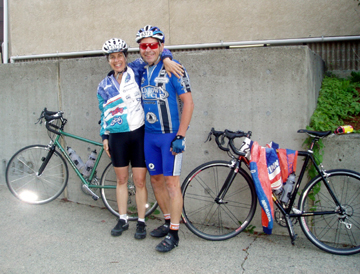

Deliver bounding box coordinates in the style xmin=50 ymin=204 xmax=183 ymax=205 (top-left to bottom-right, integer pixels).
xmin=7 ymin=0 xmax=360 ymax=57
xmin=1 ymin=46 xmax=347 ymax=235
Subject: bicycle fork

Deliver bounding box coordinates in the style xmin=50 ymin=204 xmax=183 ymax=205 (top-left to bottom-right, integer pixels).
xmin=37 ymin=145 xmax=56 ymax=176
xmin=215 ymin=160 xmax=239 ymax=204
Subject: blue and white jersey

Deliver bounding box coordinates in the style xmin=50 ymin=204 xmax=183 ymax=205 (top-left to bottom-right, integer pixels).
xmin=141 ymin=60 xmax=191 ymax=134
xmin=97 ymin=61 xmax=145 ymax=139
xmin=97 ymin=50 xmax=174 ymax=139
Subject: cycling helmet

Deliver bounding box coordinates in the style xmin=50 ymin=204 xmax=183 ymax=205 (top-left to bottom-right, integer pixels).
xmin=136 ymin=25 xmax=165 ymax=43
xmin=102 ymin=38 xmax=128 ymax=56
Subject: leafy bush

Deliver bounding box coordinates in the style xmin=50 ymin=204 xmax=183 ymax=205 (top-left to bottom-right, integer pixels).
xmin=308 ymin=73 xmax=360 ymax=133
xmin=305 ymin=72 xmax=360 ymax=178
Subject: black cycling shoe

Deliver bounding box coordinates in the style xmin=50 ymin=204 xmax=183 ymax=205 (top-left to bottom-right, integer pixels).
xmin=150 ymin=223 xmax=170 ymax=238
xmin=134 ymin=221 xmax=147 ymax=240
xmin=155 ymin=234 xmax=179 ymax=253
xmin=111 ymin=219 xmax=129 ymax=236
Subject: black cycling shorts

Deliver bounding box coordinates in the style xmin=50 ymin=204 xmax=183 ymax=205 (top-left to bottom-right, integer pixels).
xmin=108 ymin=125 xmax=146 ymax=168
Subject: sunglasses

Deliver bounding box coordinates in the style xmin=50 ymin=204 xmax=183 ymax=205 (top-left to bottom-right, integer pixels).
xmin=139 ymin=43 xmax=159 ymax=50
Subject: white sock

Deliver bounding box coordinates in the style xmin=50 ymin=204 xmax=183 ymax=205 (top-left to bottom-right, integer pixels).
xmin=120 ymin=214 xmax=128 ymax=223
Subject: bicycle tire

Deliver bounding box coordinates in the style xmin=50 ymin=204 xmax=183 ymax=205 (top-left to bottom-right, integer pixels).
xmin=181 ymin=160 xmax=257 ymax=241
xmin=100 ymin=163 xmax=158 ymax=221
xmin=298 ymin=169 xmax=360 ymax=255
xmin=6 ymin=145 xmax=69 ymax=204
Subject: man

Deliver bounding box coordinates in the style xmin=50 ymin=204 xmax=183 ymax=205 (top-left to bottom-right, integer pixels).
xmin=136 ymin=25 xmax=194 ymax=252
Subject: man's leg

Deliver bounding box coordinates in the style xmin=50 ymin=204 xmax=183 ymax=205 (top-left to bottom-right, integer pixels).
xmin=164 ymin=175 xmax=183 ymax=226
xmin=149 ymin=174 xmax=172 ymax=237
xmin=155 ymin=175 xmax=183 ymax=252
xmin=151 ymin=174 xmax=170 ymax=215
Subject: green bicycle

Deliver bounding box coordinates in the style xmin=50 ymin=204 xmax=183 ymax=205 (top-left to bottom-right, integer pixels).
xmin=5 ymin=108 xmax=158 ymax=221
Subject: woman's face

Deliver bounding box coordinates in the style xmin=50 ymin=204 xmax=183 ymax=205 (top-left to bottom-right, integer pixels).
xmin=108 ymin=52 xmax=126 ymax=73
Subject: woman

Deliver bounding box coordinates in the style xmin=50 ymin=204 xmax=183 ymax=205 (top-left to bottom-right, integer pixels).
xmin=97 ymin=38 xmax=183 ymax=240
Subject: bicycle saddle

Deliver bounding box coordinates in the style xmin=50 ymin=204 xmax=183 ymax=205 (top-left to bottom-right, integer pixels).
xmin=297 ymin=129 xmax=332 ymax=137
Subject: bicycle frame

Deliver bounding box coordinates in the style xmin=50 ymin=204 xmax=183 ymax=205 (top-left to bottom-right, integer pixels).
xmin=232 ymin=139 xmax=344 ymax=243
xmin=274 ymin=151 xmax=342 ymax=218
xmin=44 ymin=129 xmax=114 ymax=190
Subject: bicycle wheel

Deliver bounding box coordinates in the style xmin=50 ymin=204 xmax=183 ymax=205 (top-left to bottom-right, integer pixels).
xmin=298 ymin=169 xmax=360 ymax=255
xmin=6 ymin=145 xmax=69 ymax=204
xmin=100 ymin=163 xmax=158 ymax=221
xmin=181 ymin=160 xmax=257 ymax=241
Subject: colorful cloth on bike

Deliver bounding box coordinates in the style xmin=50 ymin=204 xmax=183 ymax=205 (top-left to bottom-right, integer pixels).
xmin=250 ymin=141 xmax=277 ymax=234
xmin=141 ymin=60 xmax=191 ymax=134
xmin=267 ymin=141 xmax=298 ymax=181
xmin=97 ymin=50 xmax=173 ymax=140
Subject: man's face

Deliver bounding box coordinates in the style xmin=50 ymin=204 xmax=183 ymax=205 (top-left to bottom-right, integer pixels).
xmin=139 ymin=37 xmax=163 ymax=65
xmin=108 ymin=52 xmax=126 ymax=73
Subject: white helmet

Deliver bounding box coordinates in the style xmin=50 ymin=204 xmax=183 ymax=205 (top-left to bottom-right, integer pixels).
xmin=102 ymin=38 xmax=128 ymax=55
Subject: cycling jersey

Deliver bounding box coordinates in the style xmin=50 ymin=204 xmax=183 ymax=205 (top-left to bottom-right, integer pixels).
xmin=141 ymin=60 xmax=191 ymax=134
xmin=250 ymin=141 xmax=275 ymax=234
xmin=98 ymin=65 xmax=144 ymax=139
xmin=97 ymin=49 xmax=173 ymax=139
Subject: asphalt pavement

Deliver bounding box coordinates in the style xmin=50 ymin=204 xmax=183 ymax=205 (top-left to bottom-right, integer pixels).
xmin=0 ymin=184 xmax=359 ymax=274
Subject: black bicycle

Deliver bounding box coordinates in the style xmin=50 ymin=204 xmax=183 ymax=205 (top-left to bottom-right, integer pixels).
xmin=181 ymin=128 xmax=360 ymax=255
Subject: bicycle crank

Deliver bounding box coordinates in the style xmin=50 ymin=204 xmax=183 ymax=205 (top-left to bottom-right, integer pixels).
xmin=82 ymin=184 xmax=99 ymax=200
xmin=275 ymin=207 xmax=298 ymax=227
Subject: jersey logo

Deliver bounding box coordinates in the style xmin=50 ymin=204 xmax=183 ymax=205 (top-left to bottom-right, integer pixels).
xmin=154 ymin=76 xmax=169 ymax=85
xmin=142 ymin=86 xmax=169 ymax=100
xmin=109 ymin=107 xmax=124 ymax=116
xmin=180 ymin=73 xmax=191 ymax=92
xmin=125 ymin=73 xmax=131 ymax=83
xmin=146 ymin=112 xmax=158 ymax=124
xmin=110 ymin=116 xmax=123 ymax=126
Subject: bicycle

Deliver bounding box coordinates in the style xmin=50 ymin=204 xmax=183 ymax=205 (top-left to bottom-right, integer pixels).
xmin=5 ymin=108 xmax=158 ymax=221
xmin=181 ymin=127 xmax=360 ymax=255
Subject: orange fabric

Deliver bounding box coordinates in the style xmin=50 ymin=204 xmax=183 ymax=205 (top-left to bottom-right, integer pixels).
xmin=277 ymin=149 xmax=298 ymax=181
xmin=251 ymin=142 xmax=274 ymax=229
xmin=170 ymin=223 xmax=179 ymax=230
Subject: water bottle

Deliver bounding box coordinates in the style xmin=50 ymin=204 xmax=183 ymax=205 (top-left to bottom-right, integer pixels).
xmin=280 ymin=173 xmax=296 ymax=204
xmin=273 ymin=185 xmax=283 ymax=197
xmin=334 ymin=125 xmax=353 ymax=135
xmin=82 ymin=150 xmax=97 ymax=178
xmin=67 ymin=147 xmax=85 ymax=171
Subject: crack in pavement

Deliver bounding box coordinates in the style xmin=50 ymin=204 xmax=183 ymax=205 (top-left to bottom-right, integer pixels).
xmin=240 ymin=234 xmax=261 ymax=273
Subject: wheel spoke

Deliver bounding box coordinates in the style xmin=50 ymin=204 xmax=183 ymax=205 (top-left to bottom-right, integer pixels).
xmin=182 ymin=161 xmax=256 ymax=240
xmin=299 ymin=170 xmax=360 ymax=255
xmin=6 ymin=145 xmax=68 ymax=204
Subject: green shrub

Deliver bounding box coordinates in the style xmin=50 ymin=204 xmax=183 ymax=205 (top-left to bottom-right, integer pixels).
xmin=307 ymin=73 xmax=360 ymax=133
xmin=305 ymin=72 xmax=360 ymax=178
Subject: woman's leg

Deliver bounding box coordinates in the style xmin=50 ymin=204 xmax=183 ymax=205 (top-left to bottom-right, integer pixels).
xmin=113 ymin=166 xmax=129 ymax=215
xmin=132 ymin=167 xmax=148 ymax=219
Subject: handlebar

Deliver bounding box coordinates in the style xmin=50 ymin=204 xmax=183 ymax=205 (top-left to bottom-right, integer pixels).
xmin=207 ymin=127 xmax=344 ymax=157
xmin=206 ymin=128 xmax=252 ymax=156
xmin=37 ymin=108 xmax=67 ymax=135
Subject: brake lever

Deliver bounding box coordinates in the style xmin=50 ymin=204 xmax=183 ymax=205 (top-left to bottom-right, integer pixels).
xmin=204 ymin=130 xmax=213 ymax=143
xmin=220 ymin=134 xmax=226 ymax=145
xmin=35 ymin=110 xmax=45 ymax=125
